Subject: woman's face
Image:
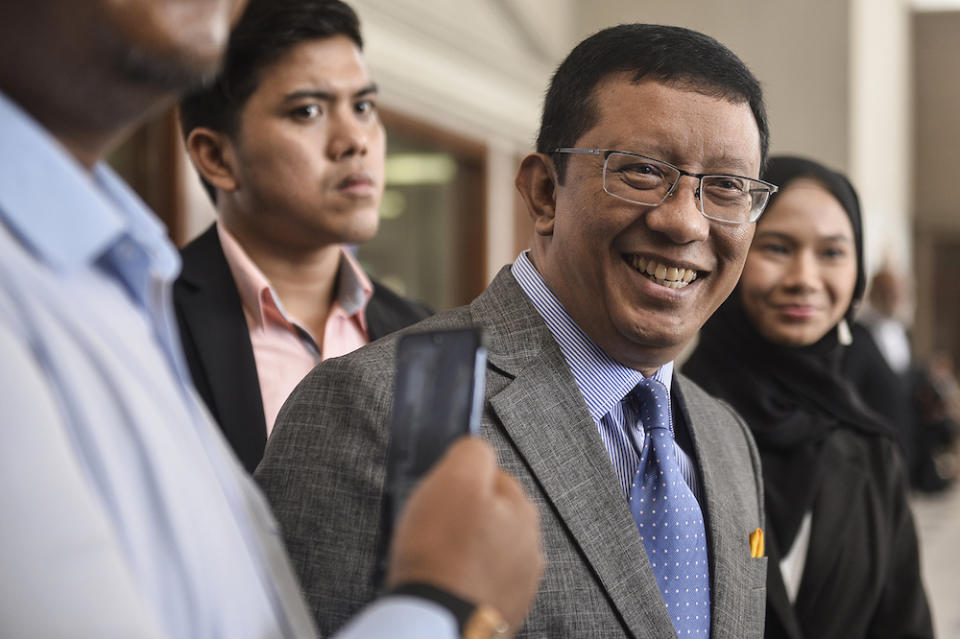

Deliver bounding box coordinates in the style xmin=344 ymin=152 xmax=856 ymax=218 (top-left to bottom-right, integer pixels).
xmin=739 ymin=178 xmax=858 ymax=347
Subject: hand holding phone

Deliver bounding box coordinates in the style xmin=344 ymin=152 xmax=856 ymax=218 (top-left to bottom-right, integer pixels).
xmin=387 ymin=438 xmax=544 ymax=636
xmin=384 ymin=327 xmax=487 ymax=526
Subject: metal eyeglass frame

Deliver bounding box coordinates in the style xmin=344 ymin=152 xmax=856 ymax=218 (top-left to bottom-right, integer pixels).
xmin=552 ymin=147 xmax=778 ymax=224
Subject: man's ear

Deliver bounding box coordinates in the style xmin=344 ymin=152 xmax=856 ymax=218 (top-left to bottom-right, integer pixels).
xmin=515 ymin=153 xmax=558 ymax=237
xmin=185 ymin=127 xmax=239 ymax=194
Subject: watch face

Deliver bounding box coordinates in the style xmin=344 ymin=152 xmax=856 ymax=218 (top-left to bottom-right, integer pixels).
xmin=463 ymin=605 xmax=509 ymax=639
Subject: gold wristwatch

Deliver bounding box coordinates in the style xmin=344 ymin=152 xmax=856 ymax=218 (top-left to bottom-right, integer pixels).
xmin=389 ymin=582 xmax=510 ymax=639
xmin=463 ymin=604 xmax=509 ymax=639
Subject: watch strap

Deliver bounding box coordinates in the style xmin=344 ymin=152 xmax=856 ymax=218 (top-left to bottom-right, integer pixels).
xmin=388 ymin=582 xmax=475 ymax=632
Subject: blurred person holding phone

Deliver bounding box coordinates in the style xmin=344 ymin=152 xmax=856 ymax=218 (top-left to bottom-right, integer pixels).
xmin=0 ymin=0 xmax=542 ymax=637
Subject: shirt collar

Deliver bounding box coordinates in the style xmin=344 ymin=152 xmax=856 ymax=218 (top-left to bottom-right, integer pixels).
xmin=217 ymin=222 xmax=373 ymax=331
xmin=511 ymin=250 xmax=673 ymax=422
xmin=335 ymin=247 xmax=373 ymax=317
xmin=0 ymin=91 xmax=176 ymax=280
xmin=217 ymin=222 xmax=274 ymax=329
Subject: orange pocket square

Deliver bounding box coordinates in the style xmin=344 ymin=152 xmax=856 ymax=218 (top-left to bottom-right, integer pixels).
xmin=749 ymin=528 xmax=764 ymax=558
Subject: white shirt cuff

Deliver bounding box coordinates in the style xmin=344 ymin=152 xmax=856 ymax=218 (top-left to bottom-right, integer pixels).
xmin=331 ymin=595 xmax=459 ymax=639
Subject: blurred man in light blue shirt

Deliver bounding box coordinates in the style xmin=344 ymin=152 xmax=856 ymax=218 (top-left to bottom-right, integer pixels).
xmin=0 ymin=1 xmax=542 ymax=637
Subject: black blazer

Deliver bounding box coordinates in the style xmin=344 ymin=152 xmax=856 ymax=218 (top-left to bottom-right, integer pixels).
xmin=763 ymin=429 xmax=932 ymax=639
xmin=173 ymin=224 xmax=431 ymax=473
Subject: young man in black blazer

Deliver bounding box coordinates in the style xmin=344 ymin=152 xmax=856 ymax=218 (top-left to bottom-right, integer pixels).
xmin=176 ymin=0 xmax=429 ymax=473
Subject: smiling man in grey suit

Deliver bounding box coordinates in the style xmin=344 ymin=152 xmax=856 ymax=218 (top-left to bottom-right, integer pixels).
xmin=258 ymin=24 xmax=774 ymax=638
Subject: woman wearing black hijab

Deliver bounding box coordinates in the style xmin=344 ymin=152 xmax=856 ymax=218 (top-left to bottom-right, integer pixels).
xmin=683 ymin=156 xmax=932 ymax=639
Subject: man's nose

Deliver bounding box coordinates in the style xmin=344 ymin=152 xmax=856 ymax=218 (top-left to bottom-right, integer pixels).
xmin=328 ymin=109 xmax=368 ymax=160
xmin=643 ymin=175 xmax=710 ymax=244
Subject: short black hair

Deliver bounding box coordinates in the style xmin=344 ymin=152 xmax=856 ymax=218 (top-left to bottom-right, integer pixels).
xmin=178 ymin=0 xmax=363 ymax=200
xmin=537 ymin=24 xmax=769 ymax=182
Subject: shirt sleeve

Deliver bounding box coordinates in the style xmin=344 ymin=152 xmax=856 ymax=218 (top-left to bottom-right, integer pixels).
xmin=331 ymin=596 xmax=458 ymax=639
xmin=0 ymin=320 xmax=166 ymax=638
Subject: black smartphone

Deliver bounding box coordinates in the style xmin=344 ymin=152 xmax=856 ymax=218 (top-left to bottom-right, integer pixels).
xmin=383 ymin=327 xmax=487 ymax=529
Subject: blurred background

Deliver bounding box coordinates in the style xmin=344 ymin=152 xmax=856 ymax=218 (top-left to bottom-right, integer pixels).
xmin=108 ymin=1 xmax=960 ymax=635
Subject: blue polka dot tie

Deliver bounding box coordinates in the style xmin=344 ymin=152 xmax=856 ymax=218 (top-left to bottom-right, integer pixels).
xmin=627 ymin=378 xmax=711 ymax=638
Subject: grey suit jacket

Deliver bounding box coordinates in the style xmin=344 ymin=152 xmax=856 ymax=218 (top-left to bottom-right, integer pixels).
xmin=257 ymin=266 xmax=766 ymax=638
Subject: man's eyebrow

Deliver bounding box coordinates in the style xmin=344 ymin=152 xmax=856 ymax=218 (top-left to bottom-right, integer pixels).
xmin=704 ymin=155 xmax=755 ymax=175
xmin=282 ymin=83 xmax=378 ymax=103
xmin=622 ymin=145 xmax=758 ymax=176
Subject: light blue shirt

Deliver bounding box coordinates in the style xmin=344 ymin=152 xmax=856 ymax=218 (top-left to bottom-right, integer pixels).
xmin=510 ymin=252 xmax=701 ymax=501
xmin=0 ymin=91 xmax=454 ymax=639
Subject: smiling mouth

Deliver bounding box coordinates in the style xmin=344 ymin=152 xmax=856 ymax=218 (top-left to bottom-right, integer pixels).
xmin=624 ymin=254 xmax=699 ymax=289
xmin=775 ymin=305 xmax=819 ymax=320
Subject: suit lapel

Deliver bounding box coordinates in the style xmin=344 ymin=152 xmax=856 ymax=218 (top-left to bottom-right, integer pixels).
xmin=764 ymin=527 xmax=806 ymax=639
xmin=679 ymin=377 xmax=760 ymax=638
xmin=175 ymin=226 xmax=266 ymax=473
xmin=365 ymin=286 xmax=393 ymax=341
xmin=794 ymin=437 xmax=866 ymax=612
xmin=474 ymin=268 xmax=677 ymax=638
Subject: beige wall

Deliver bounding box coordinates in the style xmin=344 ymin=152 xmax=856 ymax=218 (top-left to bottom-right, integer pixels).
xmin=573 ymin=0 xmax=913 ymax=274
xmin=913 ymin=11 xmax=960 ymax=358
xmin=349 ymin=0 xmax=574 ymax=280
xmin=914 ymin=11 xmax=960 ymax=227
xmin=850 ymin=0 xmax=913 ymax=274
xmin=573 ymin=0 xmax=852 ymax=169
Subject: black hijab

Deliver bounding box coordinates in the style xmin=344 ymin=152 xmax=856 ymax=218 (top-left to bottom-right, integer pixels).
xmin=683 ymin=156 xmax=893 ymax=552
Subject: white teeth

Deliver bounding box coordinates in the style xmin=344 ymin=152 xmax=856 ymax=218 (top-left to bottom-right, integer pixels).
xmin=627 ymin=255 xmax=698 ymax=288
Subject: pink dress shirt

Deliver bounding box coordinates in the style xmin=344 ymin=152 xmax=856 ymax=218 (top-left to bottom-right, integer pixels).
xmin=217 ymin=223 xmax=372 ymax=435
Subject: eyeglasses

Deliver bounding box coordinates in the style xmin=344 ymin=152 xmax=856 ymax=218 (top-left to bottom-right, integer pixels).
xmin=553 ymin=148 xmax=778 ymax=224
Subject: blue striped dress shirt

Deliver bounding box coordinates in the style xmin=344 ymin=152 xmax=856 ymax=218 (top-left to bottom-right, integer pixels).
xmin=510 ymin=252 xmax=702 ymax=502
